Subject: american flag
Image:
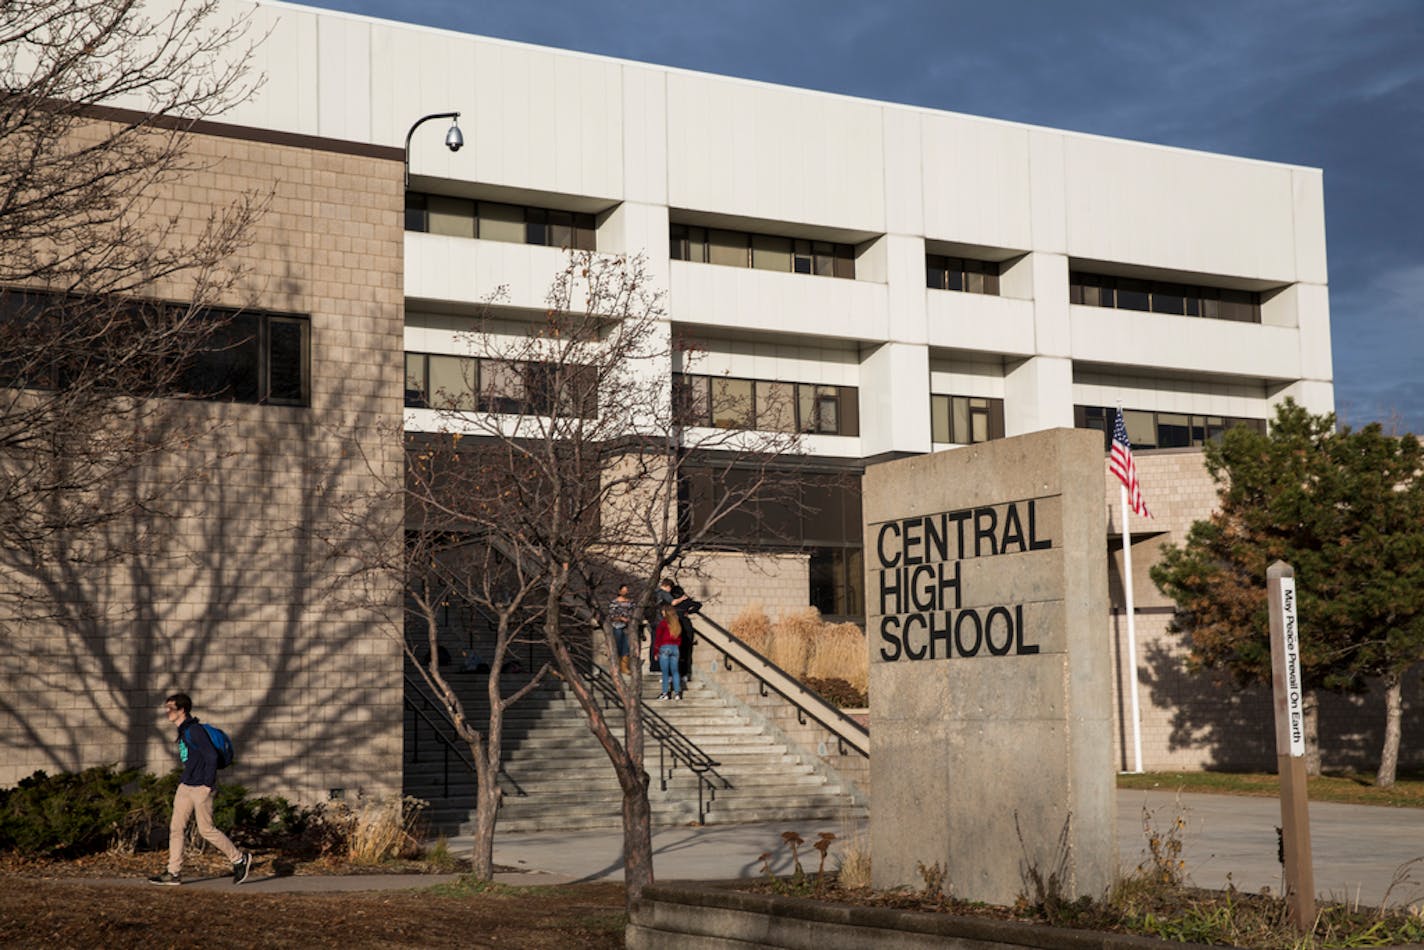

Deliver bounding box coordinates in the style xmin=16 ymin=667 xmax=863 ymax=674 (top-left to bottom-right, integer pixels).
xmin=1110 ymin=409 xmax=1151 ymax=518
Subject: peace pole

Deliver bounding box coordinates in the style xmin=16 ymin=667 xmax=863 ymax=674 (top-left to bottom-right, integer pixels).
xmin=1267 ymin=560 xmax=1314 ymax=931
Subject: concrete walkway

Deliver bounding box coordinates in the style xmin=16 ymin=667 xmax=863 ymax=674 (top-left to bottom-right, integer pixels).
xmin=88 ymin=790 xmax=1423 ymax=906
xmin=479 ymin=789 xmax=1424 ymax=908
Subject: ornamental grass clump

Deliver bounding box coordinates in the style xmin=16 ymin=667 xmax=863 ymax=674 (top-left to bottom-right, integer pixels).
xmin=729 ymin=605 xmax=867 ymax=704
xmin=346 ymin=795 xmax=427 ymax=865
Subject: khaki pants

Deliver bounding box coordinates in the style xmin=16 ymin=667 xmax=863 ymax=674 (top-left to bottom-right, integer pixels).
xmin=169 ymin=782 xmax=240 ymax=874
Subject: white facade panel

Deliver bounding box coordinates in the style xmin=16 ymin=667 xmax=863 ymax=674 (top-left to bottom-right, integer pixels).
xmin=925 ymin=292 xmax=1036 ymax=356
xmin=692 ymin=338 xmax=860 ymax=388
xmin=622 ymin=66 xmax=669 ymax=206
xmin=882 ymin=109 xmax=925 ymax=238
xmin=1070 ymin=306 xmax=1303 ymax=381
xmin=1063 ymin=137 xmax=1299 ymax=281
xmin=1073 ymin=370 xmax=1271 ymax=421
xmin=1028 ymin=131 xmax=1068 ymax=254
xmin=665 ymin=75 xmax=885 ymax=232
xmin=669 ymin=263 xmax=890 ymax=344
xmin=859 ymin=342 xmax=931 ymax=457
xmin=920 ymin=113 xmax=1033 ymax=252
xmin=929 ymin=359 xmax=1007 ymax=398
xmin=1291 ymin=169 xmax=1329 ymax=285
xmin=315 ymin=14 xmax=372 ymax=142
xmin=404 ymin=232 xmax=576 ymax=310
xmin=240 ymin=4 xmax=320 ymax=135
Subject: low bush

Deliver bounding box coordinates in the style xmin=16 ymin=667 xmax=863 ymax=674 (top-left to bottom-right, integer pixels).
xmin=0 ymin=766 xmax=140 ymax=857
xmin=803 ymin=677 xmax=867 ymax=709
xmin=0 ymin=766 xmax=309 ymax=858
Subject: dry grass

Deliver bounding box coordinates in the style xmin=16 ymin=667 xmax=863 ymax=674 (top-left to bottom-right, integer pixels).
xmin=835 ymin=830 xmax=872 ymax=890
xmin=343 ymin=795 xmax=427 ymax=865
xmin=730 ymin=604 xmax=867 ymax=694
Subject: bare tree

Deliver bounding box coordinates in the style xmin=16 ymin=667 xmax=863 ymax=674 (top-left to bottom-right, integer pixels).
xmin=0 ymin=0 xmax=265 ymax=626
xmin=319 ymin=424 xmax=554 ymax=880
xmin=402 ymin=251 xmax=804 ymax=906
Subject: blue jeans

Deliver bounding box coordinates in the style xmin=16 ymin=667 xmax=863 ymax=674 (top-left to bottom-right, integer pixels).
xmin=613 ymin=624 xmax=629 ymax=658
xmin=659 ymin=644 xmax=681 ymax=695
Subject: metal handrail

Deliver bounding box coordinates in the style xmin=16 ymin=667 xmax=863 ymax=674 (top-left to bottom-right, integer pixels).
xmin=403 ymin=671 xmax=527 ymax=799
xmin=584 ymin=663 xmax=730 ymax=824
xmin=691 ymin=613 xmax=870 ymax=758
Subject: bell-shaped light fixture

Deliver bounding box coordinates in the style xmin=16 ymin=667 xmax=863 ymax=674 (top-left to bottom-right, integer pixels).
xmin=445 ymin=121 xmax=464 ymax=152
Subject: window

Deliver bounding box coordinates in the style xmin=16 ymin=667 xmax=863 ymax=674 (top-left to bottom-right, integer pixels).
xmin=1070 ymin=273 xmax=1261 ymax=323
xmin=404 ymin=192 xmax=595 ymax=250
xmin=676 ymin=373 xmax=860 ymax=436
xmin=178 ymin=310 xmax=310 ymax=406
xmin=809 ymin=546 xmax=864 ymax=619
xmin=930 ymin=394 xmax=1005 ymax=444
xmin=404 ymin=352 xmax=598 ymax=418
xmin=1074 ymin=405 xmax=1266 ymax=449
xmin=926 ymin=255 xmax=1000 ymax=295
xmin=670 ymin=223 xmax=855 ymax=279
xmin=681 ymin=464 xmax=865 ymax=620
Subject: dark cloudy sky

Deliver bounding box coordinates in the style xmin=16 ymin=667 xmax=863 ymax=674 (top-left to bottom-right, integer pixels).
xmin=301 ymin=0 xmax=1424 ymax=433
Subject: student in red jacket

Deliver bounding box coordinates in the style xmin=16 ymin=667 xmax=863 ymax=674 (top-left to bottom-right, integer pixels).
xmin=653 ymin=606 xmax=683 ymax=700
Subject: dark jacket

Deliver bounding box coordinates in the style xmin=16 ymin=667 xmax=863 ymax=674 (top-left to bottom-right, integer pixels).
xmin=177 ymin=716 xmax=219 ymax=789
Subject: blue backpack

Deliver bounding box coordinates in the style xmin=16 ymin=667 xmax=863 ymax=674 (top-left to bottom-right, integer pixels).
xmin=180 ymin=722 xmax=234 ymax=770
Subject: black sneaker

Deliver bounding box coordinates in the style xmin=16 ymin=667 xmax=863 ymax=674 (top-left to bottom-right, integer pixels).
xmin=232 ymin=853 xmax=252 ymax=884
xmin=149 ymin=870 xmax=181 ymax=886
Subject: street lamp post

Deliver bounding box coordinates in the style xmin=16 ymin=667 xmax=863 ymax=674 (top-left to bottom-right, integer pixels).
xmin=403 ymin=112 xmax=463 ymax=187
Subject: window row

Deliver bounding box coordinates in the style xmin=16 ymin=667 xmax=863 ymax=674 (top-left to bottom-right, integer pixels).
xmin=674 ymin=373 xmax=860 ymax=436
xmin=0 ymin=290 xmax=310 ymax=407
xmin=1075 ymin=405 xmax=1266 ymax=450
xmin=926 ymin=255 xmax=1001 ymax=296
xmin=405 ymin=193 xmax=597 ymax=251
xmin=1070 ymin=273 xmax=1260 ymax=323
xmin=670 ymin=224 xmax=855 ymax=279
xmin=405 ymin=352 xmax=598 ymax=418
xmin=930 ymin=394 xmax=1006 ymax=445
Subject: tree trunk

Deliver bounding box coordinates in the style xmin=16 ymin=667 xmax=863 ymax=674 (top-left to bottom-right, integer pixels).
xmin=468 ymin=702 xmax=505 ymax=879
xmin=1377 ymin=670 xmax=1402 ymax=789
xmin=469 ymin=767 xmax=501 ymax=880
xmin=620 ymin=767 xmax=655 ymax=906
xmin=1303 ymin=690 xmax=1321 ymax=777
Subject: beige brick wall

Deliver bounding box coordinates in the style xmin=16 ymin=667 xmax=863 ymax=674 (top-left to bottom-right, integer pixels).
xmin=0 ymin=128 xmax=406 ymax=802
xmin=675 ymin=551 xmax=811 ymax=626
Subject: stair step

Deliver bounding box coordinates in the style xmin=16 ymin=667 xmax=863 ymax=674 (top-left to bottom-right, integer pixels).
xmin=407 ymin=661 xmax=863 ymax=834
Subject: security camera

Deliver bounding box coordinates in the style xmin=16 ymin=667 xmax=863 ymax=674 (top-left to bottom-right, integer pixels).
xmin=445 ymin=124 xmax=464 ymax=152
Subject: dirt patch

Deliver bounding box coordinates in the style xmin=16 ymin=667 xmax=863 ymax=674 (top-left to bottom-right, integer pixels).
xmin=0 ymin=873 xmax=627 ymax=949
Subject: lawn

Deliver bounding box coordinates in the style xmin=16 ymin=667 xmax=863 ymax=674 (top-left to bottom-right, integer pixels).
xmin=1117 ymin=769 xmax=1424 ymax=808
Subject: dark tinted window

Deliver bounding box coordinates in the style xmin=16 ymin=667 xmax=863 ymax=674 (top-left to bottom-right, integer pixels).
xmin=1069 ymin=272 xmax=1261 ymax=323
xmin=926 ymin=254 xmax=999 ymax=295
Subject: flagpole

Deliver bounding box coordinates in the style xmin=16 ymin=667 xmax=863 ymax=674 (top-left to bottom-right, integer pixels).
xmin=1121 ymin=483 xmax=1144 ymax=775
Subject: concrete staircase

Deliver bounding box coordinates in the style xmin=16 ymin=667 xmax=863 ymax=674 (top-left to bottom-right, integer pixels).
xmin=405 ymin=670 xmax=866 ymax=834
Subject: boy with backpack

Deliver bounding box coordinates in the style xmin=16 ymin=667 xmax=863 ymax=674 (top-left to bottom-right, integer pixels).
xmin=149 ymin=692 xmax=252 ymax=886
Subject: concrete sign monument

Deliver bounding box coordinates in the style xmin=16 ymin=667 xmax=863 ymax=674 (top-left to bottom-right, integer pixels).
xmin=864 ymin=428 xmax=1115 ymax=905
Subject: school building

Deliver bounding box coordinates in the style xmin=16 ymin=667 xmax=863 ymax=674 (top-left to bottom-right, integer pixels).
xmin=6 ymin=0 xmax=1410 ymax=810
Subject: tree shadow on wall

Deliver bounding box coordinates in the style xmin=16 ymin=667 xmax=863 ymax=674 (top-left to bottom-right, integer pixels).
xmin=1130 ymin=628 xmax=1423 ymax=774
xmin=0 ymin=317 xmax=400 ymax=802
xmin=1135 ymin=637 xmax=1276 ymax=772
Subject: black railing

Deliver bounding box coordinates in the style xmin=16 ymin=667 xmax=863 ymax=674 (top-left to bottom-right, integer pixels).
xmin=586 ymin=664 xmax=730 ymax=824
xmin=692 ymin=613 xmax=870 ymax=759
xmin=403 ymin=671 xmax=527 ymax=801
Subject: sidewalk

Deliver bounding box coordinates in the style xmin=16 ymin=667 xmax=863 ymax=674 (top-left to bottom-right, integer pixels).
xmin=87 ymin=790 xmax=1423 ymax=906
xmin=479 ymin=789 xmax=1424 ymax=907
